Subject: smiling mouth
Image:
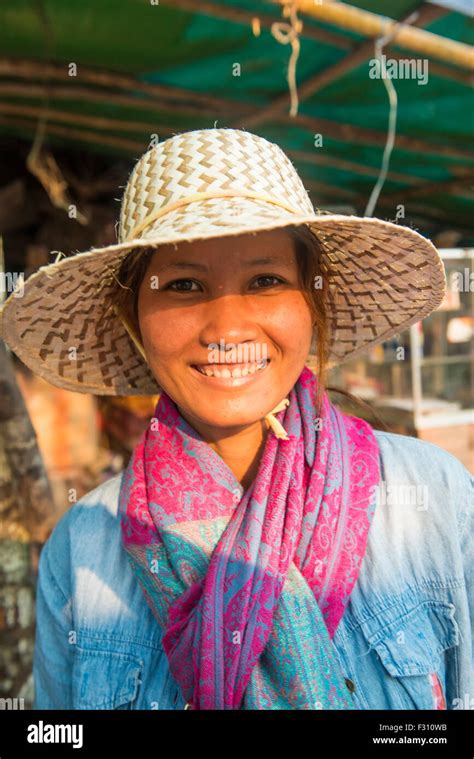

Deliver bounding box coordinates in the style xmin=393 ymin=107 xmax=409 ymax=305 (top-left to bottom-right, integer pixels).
xmin=190 ymin=359 xmax=271 ymax=384
xmin=192 ymin=360 xmax=269 ymax=378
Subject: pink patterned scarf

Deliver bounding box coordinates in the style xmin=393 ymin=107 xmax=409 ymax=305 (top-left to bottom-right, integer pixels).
xmin=119 ymin=365 xmax=381 ymax=709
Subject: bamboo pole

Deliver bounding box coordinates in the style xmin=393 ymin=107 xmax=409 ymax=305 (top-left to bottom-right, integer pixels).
xmin=159 ymin=0 xmax=353 ymax=49
xmin=277 ymin=1 xmax=473 ymax=70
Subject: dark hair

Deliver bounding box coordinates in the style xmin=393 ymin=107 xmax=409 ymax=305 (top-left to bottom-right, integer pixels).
xmin=111 ymin=226 xmax=388 ymax=429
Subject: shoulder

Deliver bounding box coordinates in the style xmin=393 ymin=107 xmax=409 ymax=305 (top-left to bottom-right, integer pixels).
xmin=373 ymin=427 xmax=469 ymax=477
xmin=38 ymin=473 xmax=124 ymax=588
xmin=371 ymin=429 xmax=473 ymax=540
xmin=46 ymin=471 xmax=123 ymax=544
xmin=358 ymin=430 xmax=473 ymax=596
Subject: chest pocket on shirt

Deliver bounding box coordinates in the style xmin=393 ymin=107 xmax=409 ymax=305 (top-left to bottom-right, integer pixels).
xmin=361 ymin=601 xmax=459 ymax=710
xmin=72 ymin=646 xmax=144 ymax=709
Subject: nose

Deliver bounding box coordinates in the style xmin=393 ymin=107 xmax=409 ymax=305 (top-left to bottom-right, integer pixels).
xmin=198 ymin=293 xmax=261 ymax=350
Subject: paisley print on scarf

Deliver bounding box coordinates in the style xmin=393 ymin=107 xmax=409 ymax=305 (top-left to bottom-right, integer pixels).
xmin=119 ymin=365 xmax=381 ymax=709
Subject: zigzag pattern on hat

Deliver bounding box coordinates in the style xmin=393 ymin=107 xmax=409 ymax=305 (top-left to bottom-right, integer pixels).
xmin=119 ymin=129 xmax=314 ymax=243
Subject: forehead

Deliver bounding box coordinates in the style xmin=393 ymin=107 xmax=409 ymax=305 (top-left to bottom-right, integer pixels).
xmin=149 ymin=228 xmax=296 ymax=271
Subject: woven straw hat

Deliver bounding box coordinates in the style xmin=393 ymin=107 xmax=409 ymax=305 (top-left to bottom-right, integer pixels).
xmin=0 ymin=127 xmax=446 ymax=396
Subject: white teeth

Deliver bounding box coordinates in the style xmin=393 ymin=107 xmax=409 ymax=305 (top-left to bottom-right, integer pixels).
xmin=194 ymin=361 xmax=269 ymax=378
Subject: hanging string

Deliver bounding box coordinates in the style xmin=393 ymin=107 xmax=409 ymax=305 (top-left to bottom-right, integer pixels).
xmin=253 ymin=3 xmax=421 ymax=215
xmin=26 ymin=2 xmax=88 ymax=223
xmin=252 ymin=1 xmax=303 ymax=117
xmin=364 ymin=11 xmax=419 ymax=217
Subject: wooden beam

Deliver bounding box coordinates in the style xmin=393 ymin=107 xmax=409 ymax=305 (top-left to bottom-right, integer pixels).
xmin=380 ymin=172 xmax=474 ymax=200
xmin=305 ymin=175 xmax=474 ymax=206
xmin=307 ymin=188 xmax=474 ymax=231
xmin=0 ymin=58 xmax=241 ymax=113
xmin=312 ymin=176 xmax=474 ymax=205
xmin=287 ymin=148 xmax=425 ymax=185
xmin=59 ymin=167 xmax=128 ymax=200
xmin=420 ymin=58 xmax=473 ymax=85
xmin=0 ymin=115 xmax=144 ymax=153
xmin=0 ymin=101 xmax=172 ymax=137
xmin=0 ymin=82 xmax=218 ymax=120
xmin=373 ymin=199 xmax=474 ymax=229
xmin=277 ymin=113 xmax=474 ymax=162
xmin=302 ymin=178 xmax=355 ymax=199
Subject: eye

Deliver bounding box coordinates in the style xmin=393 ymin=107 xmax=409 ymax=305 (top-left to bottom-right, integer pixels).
xmin=163 ymin=275 xmax=286 ymax=293
xmin=165 ymin=279 xmax=201 ymax=292
xmin=251 ymin=275 xmax=285 ymax=289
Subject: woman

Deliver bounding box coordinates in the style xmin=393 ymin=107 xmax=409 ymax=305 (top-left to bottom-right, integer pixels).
xmin=1 ymin=128 xmax=471 ymax=710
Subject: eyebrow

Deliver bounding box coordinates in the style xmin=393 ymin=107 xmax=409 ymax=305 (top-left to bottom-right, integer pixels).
xmin=157 ymin=256 xmax=293 ymax=272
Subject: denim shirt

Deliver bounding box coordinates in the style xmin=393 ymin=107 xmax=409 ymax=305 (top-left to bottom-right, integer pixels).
xmin=32 ymin=430 xmax=473 ymax=710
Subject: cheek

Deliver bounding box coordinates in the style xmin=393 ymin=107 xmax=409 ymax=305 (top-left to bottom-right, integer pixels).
xmin=138 ymin=291 xmax=313 ymax=357
xmin=262 ymin=296 xmax=313 ymax=348
xmin=138 ymin=303 xmax=195 ymax=358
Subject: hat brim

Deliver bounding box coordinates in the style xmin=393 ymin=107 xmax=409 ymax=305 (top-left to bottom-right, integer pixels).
xmin=0 ymin=201 xmax=446 ymax=396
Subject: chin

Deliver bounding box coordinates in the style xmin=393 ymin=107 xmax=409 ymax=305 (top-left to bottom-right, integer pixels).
xmin=185 ymin=406 xmax=264 ymax=431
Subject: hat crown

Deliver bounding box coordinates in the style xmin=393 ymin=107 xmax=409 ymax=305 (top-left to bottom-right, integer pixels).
xmin=118 ymin=128 xmax=314 ymax=243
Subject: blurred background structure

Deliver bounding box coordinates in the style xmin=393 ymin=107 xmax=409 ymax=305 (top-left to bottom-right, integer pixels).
xmin=0 ymin=0 xmax=472 ymax=707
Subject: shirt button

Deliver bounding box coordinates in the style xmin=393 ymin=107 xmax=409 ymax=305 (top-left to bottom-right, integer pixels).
xmin=345 ymin=677 xmax=356 ymax=694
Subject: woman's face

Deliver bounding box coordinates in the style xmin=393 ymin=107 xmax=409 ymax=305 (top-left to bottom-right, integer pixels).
xmin=137 ymin=228 xmax=313 ymax=433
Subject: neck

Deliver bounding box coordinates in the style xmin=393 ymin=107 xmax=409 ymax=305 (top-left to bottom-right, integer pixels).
xmin=179 ymin=411 xmax=269 ymax=491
